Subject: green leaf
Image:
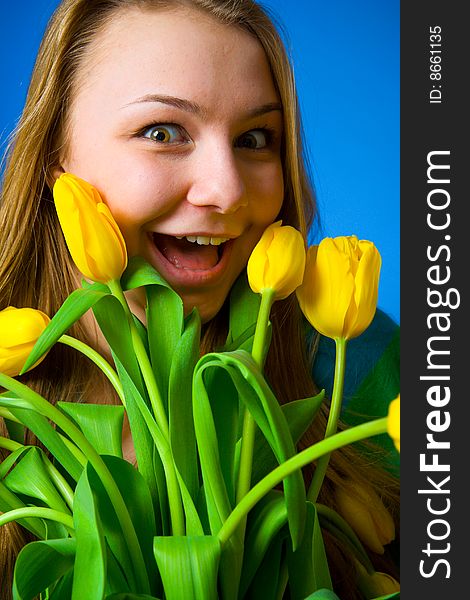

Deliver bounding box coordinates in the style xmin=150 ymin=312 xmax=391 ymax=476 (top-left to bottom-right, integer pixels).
xmin=243 ymin=532 xmax=285 ymax=600
xmin=21 ymin=284 xmax=110 ymax=373
xmin=12 ymin=538 xmax=76 ymax=600
xmin=146 ymin=281 xmax=184 ymax=405
xmin=168 ymin=309 xmax=200 ymax=502
xmin=303 ymin=590 xmax=341 ymax=600
xmin=106 ymin=594 xmax=161 ymax=600
xmin=104 ymin=544 xmax=133 ymax=596
xmin=3 ymin=447 xmax=70 ymax=537
xmin=92 ymin=295 xmax=147 ymax=400
xmin=202 ymin=366 xmax=240 ymax=507
xmin=58 ymin=402 xmax=124 ymax=458
xmin=252 ymin=392 xmax=325 ymax=485
xmin=192 ymin=364 xmax=234 ymax=535
xmin=3 ymin=418 xmax=24 ymax=444
xmin=115 ymin=362 xmax=169 ymax=535
xmin=226 ymin=272 xmax=261 ymax=348
xmin=120 ymin=256 xmax=169 ymax=290
xmin=0 ymin=399 xmax=83 ymax=482
xmin=72 ymin=465 xmax=107 ymax=600
xmin=0 ymin=481 xmax=47 ymax=539
xmin=193 ymin=350 xmax=308 ymax=600
xmin=0 ymin=446 xmax=30 ymax=479
xmin=153 ymin=536 xmax=220 ymax=600
xmin=113 ymin=363 xmax=199 ymax=540
xmin=86 ymin=455 xmax=157 ymax=594
xmin=194 ymin=350 xmax=306 ymax=550
xmin=49 ymin=570 xmax=74 ymax=599
xmin=239 ymin=490 xmax=288 ymax=596
xmin=286 ymin=502 xmax=332 ymax=600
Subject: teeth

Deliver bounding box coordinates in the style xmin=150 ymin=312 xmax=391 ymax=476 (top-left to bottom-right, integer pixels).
xmin=174 ymin=235 xmax=229 ymax=245
xmin=209 ymin=237 xmax=228 ymax=246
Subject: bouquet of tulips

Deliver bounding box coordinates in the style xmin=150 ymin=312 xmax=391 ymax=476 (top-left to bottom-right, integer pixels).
xmin=0 ymin=174 xmax=400 ymax=600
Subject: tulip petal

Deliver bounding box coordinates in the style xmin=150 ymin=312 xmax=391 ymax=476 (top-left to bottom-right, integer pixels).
xmin=54 ymin=179 xmax=94 ymax=280
xmin=300 ymin=240 xmax=355 ymax=338
xmin=53 ymin=173 xmax=127 ymax=283
xmin=387 ymin=396 xmax=400 ymax=453
xmin=0 ymin=307 xmax=50 ymax=376
xmin=97 ymin=203 xmax=127 ymax=265
xmin=247 ymin=223 xmax=277 ymax=293
xmin=347 ymin=241 xmax=381 ymax=338
xmin=297 ymin=236 xmax=381 ymax=340
xmin=265 ymin=226 xmax=305 ymax=299
xmin=247 ymin=221 xmax=305 ymax=299
xmin=355 ymin=560 xmax=400 ymax=597
xmin=335 ymin=481 xmax=395 ymax=555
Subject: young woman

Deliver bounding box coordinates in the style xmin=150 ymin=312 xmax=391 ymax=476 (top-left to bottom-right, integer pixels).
xmin=0 ymin=1 xmax=399 ymax=597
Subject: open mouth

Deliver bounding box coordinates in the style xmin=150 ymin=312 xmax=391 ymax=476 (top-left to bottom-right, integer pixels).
xmin=151 ymin=233 xmax=231 ymax=271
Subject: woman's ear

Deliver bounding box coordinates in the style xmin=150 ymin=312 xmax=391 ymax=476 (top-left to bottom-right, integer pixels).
xmin=46 ymin=165 xmax=65 ymax=190
xmin=52 ymin=165 xmax=65 ymax=181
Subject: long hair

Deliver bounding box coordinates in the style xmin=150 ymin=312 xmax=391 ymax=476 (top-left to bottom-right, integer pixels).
xmin=0 ymin=2 xmax=398 ymax=598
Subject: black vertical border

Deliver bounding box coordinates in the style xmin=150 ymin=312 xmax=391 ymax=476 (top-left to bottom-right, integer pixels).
xmin=401 ymin=2 xmax=467 ymax=597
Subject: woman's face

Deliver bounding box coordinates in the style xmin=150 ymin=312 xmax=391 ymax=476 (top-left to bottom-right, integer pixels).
xmin=60 ymin=7 xmax=284 ymax=322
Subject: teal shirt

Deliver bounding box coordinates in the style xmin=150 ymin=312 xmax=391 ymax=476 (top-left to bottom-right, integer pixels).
xmin=309 ymin=309 xmax=400 ymax=475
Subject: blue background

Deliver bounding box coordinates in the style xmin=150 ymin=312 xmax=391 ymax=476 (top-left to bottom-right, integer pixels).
xmin=0 ymin=0 xmax=399 ymax=323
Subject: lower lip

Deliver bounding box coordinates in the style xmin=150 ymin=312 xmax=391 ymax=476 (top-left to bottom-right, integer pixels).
xmin=146 ymin=234 xmax=235 ymax=288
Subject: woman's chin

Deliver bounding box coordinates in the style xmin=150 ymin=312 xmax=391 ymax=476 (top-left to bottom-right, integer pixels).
xmin=181 ymin=292 xmax=226 ymax=324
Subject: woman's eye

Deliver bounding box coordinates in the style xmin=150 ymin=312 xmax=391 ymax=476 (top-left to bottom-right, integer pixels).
xmin=237 ymin=129 xmax=270 ymax=150
xmin=141 ymin=124 xmax=187 ymax=144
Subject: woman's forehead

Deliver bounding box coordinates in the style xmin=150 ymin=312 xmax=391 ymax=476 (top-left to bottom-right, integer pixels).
xmin=72 ymin=7 xmax=280 ymax=114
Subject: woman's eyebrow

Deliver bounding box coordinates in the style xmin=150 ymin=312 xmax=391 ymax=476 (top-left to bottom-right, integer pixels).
xmin=122 ymin=94 xmax=282 ymax=119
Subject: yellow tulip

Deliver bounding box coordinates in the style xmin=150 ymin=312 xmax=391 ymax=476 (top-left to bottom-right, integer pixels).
xmin=335 ymin=479 xmax=395 ymax=555
xmin=355 ymin=560 xmax=400 ymax=599
xmin=53 ymin=173 xmax=127 ymax=283
xmin=0 ymin=307 xmax=50 ymax=376
xmin=247 ymin=221 xmax=306 ymax=300
xmin=388 ymin=395 xmax=400 ymax=453
xmin=296 ymin=236 xmax=381 ymax=340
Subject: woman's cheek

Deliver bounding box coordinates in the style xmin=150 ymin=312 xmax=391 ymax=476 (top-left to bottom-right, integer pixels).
xmin=253 ymin=163 xmax=284 ymax=223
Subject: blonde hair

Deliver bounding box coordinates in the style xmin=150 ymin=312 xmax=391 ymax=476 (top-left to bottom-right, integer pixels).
xmin=0 ymin=2 xmax=398 ymax=598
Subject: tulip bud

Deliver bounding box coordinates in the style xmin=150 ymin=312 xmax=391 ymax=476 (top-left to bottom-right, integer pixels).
xmin=335 ymin=479 xmax=395 ymax=555
xmin=354 ymin=560 xmax=400 ymax=598
xmin=247 ymin=221 xmax=306 ymax=300
xmin=388 ymin=395 xmax=400 ymax=453
xmin=53 ymin=173 xmax=128 ymax=283
xmin=0 ymin=307 xmax=50 ymax=377
xmin=296 ymin=236 xmax=381 ymax=340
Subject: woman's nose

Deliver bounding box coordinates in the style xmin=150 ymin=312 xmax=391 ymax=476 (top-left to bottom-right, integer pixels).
xmin=185 ymin=143 xmax=248 ymax=214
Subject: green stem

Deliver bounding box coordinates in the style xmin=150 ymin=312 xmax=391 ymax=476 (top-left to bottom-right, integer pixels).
xmin=108 ymin=279 xmax=169 ymax=439
xmin=0 ymin=436 xmax=23 ymax=452
xmin=57 ymin=433 xmax=88 ymax=467
xmin=0 ymin=372 xmax=150 ymax=593
xmin=236 ymin=289 xmax=275 ymax=504
xmin=42 ymin=455 xmax=75 ymax=511
xmin=58 ymin=334 xmax=126 ymax=407
xmin=0 ymin=506 xmax=74 ymax=531
xmin=218 ymin=418 xmax=387 ymax=546
xmin=251 ymin=289 xmax=275 ymax=370
xmin=307 ymin=337 xmax=347 ymax=502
